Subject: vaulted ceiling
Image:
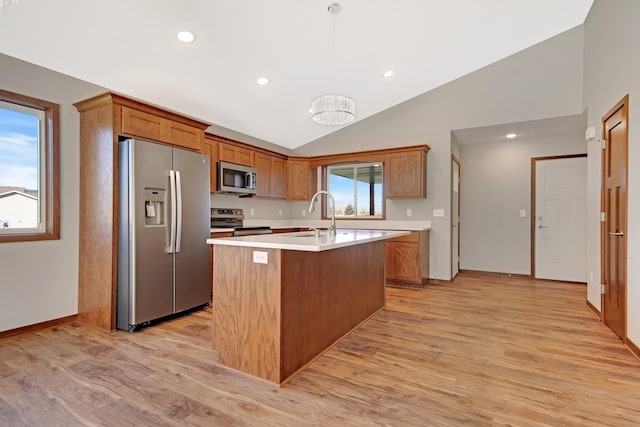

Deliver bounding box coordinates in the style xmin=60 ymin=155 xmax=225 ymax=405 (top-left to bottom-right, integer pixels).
xmin=0 ymin=0 xmax=593 ymax=149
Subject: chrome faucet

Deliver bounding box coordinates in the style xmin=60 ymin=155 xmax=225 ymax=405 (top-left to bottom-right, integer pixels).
xmin=308 ymin=191 xmax=336 ymax=236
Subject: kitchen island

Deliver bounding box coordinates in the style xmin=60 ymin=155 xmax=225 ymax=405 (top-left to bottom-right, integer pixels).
xmin=207 ymin=229 xmax=409 ymax=385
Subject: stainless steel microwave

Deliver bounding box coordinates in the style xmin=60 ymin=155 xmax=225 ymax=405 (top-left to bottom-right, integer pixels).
xmin=216 ymin=161 xmax=257 ymax=195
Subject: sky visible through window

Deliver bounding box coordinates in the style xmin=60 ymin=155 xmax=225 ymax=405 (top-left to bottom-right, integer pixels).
xmin=0 ymin=107 xmax=39 ymax=191
xmin=328 ymin=166 xmax=383 ymax=216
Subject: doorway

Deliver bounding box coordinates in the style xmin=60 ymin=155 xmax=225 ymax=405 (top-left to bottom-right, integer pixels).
xmin=602 ymin=95 xmax=629 ymax=340
xmin=532 ymin=155 xmax=587 ymax=282
xmin=451 ymin=156 xmax=461 ymax=279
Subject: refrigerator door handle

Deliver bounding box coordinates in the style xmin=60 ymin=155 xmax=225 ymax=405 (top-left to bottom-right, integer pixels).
xmin=175 ymin=170 xmax=183 ymax=253
xmin=169 ymin=169 xmax=177 ymax=253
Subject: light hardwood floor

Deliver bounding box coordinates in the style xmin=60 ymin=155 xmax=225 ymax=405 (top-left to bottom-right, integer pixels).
xmin=2 ymin=273 xmax=640 ymax=426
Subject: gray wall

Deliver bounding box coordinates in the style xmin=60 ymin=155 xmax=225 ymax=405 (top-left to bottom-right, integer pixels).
xmin=293 ymin=26 xmax=585 ymax=280
xmin=583 ymin=0 xmax=640 ymax=344
xmin=459 ymin=129 xmax=586 ymax=275
xmin=0 ymin=54 xmax=105 ymax=331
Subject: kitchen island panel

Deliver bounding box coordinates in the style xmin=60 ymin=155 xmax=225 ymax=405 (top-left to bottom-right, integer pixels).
xmin=280 ymin=240 xmax=385 ymax=380
xmin=212 ymin=246 xmax=282 ymax=383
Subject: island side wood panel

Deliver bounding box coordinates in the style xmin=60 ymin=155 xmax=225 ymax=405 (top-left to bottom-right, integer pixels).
xmin=212 ymin=246 xmax=282 ymax=383
xmin=280 ymin=241 xmax=386 ymax=381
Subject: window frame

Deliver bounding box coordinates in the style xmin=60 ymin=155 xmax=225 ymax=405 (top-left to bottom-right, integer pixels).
xmin=0 ymin=89 xmax=60 ymax=243
xmin=322 ymin=162 xmax=385 ymax=220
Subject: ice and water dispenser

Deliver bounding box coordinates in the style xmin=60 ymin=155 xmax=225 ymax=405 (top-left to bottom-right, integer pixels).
xmin=144 ymin=188 xmax=165 ymax=226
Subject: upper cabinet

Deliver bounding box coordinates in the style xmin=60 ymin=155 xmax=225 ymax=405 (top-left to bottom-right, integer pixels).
xmin=385 ymin=147 xmax=429 ymax=199
xmin=286 ymin=158 xmax=315 ymax=201
xmin=218 ymin=142 xmax=254 ymax=167
xmin=255 ymin=152 xmax=286 ymax=199
xmin=121 ymin=105 xmax=204 ymax=151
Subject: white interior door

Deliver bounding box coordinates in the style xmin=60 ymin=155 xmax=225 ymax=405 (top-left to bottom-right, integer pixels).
xmin=534 ymin=157 xmax=587 ymax=282
xmin=451 ymin=159 xmax=460 ymax=278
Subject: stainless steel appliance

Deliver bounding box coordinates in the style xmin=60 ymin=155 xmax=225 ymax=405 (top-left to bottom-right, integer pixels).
xmin=210 ymin=208 xmax=272 ymax=236
xmin=216 ymin=161 xmax=257 ymax=195
xmin=117 ymin=138 xmax=211 ymax=331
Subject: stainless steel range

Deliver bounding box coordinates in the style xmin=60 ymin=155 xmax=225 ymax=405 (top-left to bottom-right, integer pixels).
xmin=210 ymin=208 xmax=272 ymax=236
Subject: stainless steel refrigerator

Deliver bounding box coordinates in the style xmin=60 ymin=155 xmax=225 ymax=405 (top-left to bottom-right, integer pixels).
xmin=117 ymin=138 xmax=211 ymax=330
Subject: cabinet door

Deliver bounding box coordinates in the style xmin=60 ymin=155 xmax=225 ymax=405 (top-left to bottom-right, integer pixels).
xmin=121 ymin=106 xmax=164 ymax=142
xmin=218 ymin=142 xmax=254 ymax=167
xmin=286 ymin=159 xmax=312 ymax=200
xmin=166 ymin=120 xmax=203 ymax=151
xmin=386 ymin=150 xmax=426 ymax=198
xmin=271 ymin=157 xmax=286 ymax=199
xmin=385 ymin=241 xmax=421 ymax=282
xmin=236 ymin=147 xmax=255 ymax=167
xmin=255 ymin=153 xmax=272 ymax=197
xmin=218 ymin=143 xmax=236 ymax=163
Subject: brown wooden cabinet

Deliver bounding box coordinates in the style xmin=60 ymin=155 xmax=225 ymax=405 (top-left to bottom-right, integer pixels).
xmin=73 ymin=92 xmax=209 ymax=331
xmin=286 ymin=158 xmax=315 ymax=200
xmin=121 ymin=105 xmax=203 ymax=151
xmin=385 ymin=230 xmax=429 ymax=287
xmin=385 ymin=148 xmax=428 ymax=198
xmin=218 ymin=142 xmax=254 ymax=167
xmin=255 ymin=152 xmax=286 ymax=199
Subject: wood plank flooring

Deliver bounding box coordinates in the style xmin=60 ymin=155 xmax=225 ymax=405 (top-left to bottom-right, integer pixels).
xmin=2 ymin=273 xmax=640 ymax=426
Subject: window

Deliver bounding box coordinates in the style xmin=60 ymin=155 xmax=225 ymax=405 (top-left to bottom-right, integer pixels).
xmin=326 ymin=163 xmax=383 ymax=218
xmin=0 ymin=89 xmax=59 ymax=242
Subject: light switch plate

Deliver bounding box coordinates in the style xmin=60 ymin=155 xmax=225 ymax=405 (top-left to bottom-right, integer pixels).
xmin=433 ymin=209 xmax=445 ymax=217
xmin=519 ymin=210 xmax=526 ymax=218
xmin=253 ymin=251 xmax=268 ymax=264
xmin=406 ymin=209 xmax=412 ymax=217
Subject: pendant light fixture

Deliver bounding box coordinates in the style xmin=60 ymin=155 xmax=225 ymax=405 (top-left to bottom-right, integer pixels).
xmin=310 ymin=1 xmax=356 ymax=126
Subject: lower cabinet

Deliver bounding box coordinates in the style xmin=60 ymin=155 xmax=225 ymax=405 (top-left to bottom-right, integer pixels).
xmin=385 ymin=230 xmax=429 ymax=287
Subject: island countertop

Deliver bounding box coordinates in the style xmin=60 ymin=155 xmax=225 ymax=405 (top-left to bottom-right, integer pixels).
xmin=206 ymin=229 xmax=410 ymax=252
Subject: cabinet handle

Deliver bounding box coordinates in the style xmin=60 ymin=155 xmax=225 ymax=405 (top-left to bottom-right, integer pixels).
xmin=609 ymin=231 xmax=624 ymax=237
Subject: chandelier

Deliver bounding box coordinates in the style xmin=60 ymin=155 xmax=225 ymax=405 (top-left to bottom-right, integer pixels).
xmin=310 ymin=1 xmax=355 ymax=126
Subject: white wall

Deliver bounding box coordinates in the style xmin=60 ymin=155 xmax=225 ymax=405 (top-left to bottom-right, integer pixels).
xmin=583 ymin=0 xmax=640 ymax=345
xmin=294 ymin=26 xmax=585 ymax=280
xmin=459 ymin=129 xmax=586 ymax=275
xmin=0 ymin=54 xmax=105 ymax=331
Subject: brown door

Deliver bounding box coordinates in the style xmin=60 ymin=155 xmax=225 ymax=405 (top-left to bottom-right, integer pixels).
xmin=602 ymin=95 xmax=629 ymax=339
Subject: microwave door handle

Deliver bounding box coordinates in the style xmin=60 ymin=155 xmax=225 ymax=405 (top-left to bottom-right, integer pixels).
xmin=246 ymin=172 xmax=256 ymax=189
xmin=168 ymin=170 xmax=177 ymax=253
xmin=175 ymin=170 xmax=183 ymax=253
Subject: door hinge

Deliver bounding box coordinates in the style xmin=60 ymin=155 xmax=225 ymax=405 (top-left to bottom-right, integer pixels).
xmin=600 ymin=284 xmax=606 ymax=294
xmin=601 ymin=139 xmax=607 ymax=150
xmin=600 ymin=212 xmax=606 ymax=222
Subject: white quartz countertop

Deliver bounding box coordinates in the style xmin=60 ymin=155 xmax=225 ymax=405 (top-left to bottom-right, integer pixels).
xmin=211 ymin=220 xmax=431 ymax=234
xmin=207 ymin=229 xmax=410 ymax=252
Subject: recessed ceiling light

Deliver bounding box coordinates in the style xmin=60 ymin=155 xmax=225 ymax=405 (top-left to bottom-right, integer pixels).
xmin=383 ymin=70 xmax=395 ymax=78
xmin=506 ymin=133 xmax=517 ymax=139
xmin=177 ymin=31 xmax=195 ymax=43
xmin=256 ymin=77 xmax=270 ymax=86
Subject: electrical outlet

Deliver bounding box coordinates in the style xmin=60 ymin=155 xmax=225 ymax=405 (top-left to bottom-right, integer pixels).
xmin=253 ymin=251 xmax=268 ymax=264
xmin=519 ymin=210 xmax=526 ymax=218
xmin=590 ymin=271 xmax=593 ymax=284
xmin=250 ymin=208 xmax=255 ymax=216
xmin=406 ymin=209 xmax=412 ymax=217
xmin=301 ymin=209 xmax=306 ymax=217
xmin=278 ymin=209 xmax=283 ymax=217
